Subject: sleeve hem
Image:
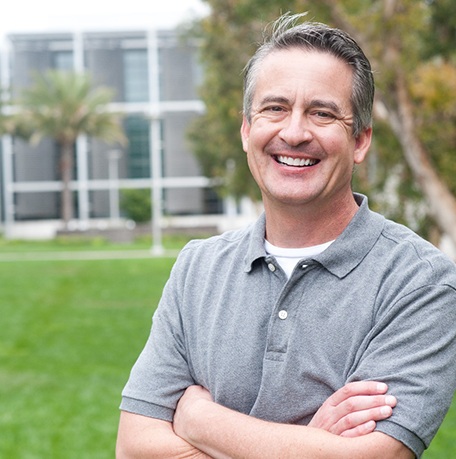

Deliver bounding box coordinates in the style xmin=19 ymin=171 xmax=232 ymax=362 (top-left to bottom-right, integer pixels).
xmin=119 ymin=396 xmax=174 ymax=423
xmin=376 ymin=420 xmax=425 ymax=458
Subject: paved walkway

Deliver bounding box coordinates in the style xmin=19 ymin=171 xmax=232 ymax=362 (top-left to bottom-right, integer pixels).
xmin=0 ymin=249 xmax=180 ymax=262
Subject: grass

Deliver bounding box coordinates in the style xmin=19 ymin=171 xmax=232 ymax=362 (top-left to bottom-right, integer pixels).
xmin=0 ymin=252 xmax=176 ymax=458
xmin=424 ymin=397 xmax=456 ymax=458
xmin=0 ymin=237 xmax=454 ymax=457
xmin=0 ymin=232 xmax=200 ymax=253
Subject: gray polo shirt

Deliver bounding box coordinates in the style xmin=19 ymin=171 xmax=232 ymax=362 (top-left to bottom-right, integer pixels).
xmin=121 ymin=194 xmax=456 ymax=458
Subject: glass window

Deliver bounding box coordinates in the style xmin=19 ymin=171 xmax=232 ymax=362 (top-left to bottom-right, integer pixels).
xmin=123 ymin=50 xmax=149 ymax=102
xmin=53 ymin=51 xmax=73 ymax=71
xmin=125 ymin=115 xmax=150 ymax=178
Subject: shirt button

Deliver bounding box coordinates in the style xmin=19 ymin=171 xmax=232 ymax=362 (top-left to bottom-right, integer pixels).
xmin=268 ymin=263 xmax=276 ymax=272
xmin=278 ymin=310 xmax=288 ymax=320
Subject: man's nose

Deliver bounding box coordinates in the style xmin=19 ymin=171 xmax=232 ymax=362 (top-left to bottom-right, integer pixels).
xmin=278 ymin=113 xmax=313 ymax=146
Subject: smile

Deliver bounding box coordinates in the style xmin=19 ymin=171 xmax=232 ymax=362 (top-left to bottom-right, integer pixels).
xmin=275 ymin=155 xmax=319 ymax=167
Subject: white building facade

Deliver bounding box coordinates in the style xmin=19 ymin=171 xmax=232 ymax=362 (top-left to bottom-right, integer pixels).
xmin=0 ymin=28 xmax=228 ymax=239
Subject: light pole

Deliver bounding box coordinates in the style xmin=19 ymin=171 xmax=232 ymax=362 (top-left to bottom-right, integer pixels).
xmin=150 ymin=116 xmax=164 ymax=255
xmin=148 ymin=29 xmax=164 ymax=255
xmin=108 ymin=149 xmax=122 ymax=223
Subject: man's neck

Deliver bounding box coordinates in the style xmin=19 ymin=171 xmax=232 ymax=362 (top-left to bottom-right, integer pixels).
xmin=263 ymin=194 xmax=360 ymax=248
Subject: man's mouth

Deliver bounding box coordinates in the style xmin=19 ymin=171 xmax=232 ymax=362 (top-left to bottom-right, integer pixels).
xmin=275 ymin=155 xmax=319 ymax=167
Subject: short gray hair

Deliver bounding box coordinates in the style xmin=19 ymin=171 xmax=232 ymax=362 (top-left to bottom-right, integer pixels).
xmin=243 ymin=13 xmax=374 ymax=137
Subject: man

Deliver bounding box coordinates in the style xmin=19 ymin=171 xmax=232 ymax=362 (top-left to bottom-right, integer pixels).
xmin=117 ymin=13 xmax=456 ymax=458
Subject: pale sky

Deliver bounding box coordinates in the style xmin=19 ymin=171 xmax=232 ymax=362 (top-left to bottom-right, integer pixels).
xmin=0 ymin=0 xmax=209 ymax=38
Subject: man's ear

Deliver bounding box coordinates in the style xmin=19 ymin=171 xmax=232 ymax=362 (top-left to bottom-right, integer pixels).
xmin=354 ymin=127 xmax=372 ymax=165
xmin=240 ymin=115 xmax=251 ymax=153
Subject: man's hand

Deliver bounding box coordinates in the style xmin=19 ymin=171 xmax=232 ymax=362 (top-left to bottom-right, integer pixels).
xmin=173 ymin=383 xmax=409 ymax=459
xmin=175 ymin=381 xmax=396 ymax=443
xmin=308 ymin=381 xmax=396 ymax=437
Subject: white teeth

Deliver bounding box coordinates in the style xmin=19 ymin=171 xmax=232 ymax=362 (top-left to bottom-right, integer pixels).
xmin=277 ymin=155 xmax=317 ymax=167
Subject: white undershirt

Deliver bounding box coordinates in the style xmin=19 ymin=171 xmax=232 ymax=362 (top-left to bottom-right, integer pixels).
xmin=264 ymin=239 xmax=334 ymax=279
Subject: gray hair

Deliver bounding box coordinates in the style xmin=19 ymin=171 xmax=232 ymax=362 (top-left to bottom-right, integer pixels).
xmin=243 ymin=13 xmax=374 ymax=137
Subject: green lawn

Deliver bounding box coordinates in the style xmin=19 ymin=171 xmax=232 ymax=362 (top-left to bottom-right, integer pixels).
xmin=0 ymin=254 xmax=176 ymax=458
xmin=0 ymin=240 xmax=454 ymax=457
xmin=424 ymin=396 xmax=456 ymax=459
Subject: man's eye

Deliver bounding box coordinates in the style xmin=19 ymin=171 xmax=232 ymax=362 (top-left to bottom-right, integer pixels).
xmin=265 ymin=106 xmax=285 ymax=113
xmin=315 ymin=111 xmax=334 ymax=118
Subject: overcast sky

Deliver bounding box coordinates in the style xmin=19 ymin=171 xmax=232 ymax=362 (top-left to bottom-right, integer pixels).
xmin=0 ymin=0 xmax=209 ymax=38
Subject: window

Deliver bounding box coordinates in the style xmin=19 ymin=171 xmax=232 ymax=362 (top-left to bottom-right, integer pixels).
xmin=125 ymin=116 xmax=150 ymax=178
xmin=123 ymin=50 xmax=149 ymax=102
xmin=53 ymin=51 xmax=73 ymax=71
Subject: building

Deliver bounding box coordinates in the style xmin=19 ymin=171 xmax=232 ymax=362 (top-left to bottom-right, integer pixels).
xmin=0 ymin=27 xmax=228 ymax=240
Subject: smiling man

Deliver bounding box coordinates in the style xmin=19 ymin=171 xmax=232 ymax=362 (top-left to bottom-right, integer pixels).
xmin=117 ymin=13 xmax=456 ymax=459
xmin=241 ymin=47 xmax=371 ymax=248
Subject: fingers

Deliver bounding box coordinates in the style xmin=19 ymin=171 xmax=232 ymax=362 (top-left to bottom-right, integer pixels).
xmin=332 ymin=397 xmax=396 ymax=436
xmin=329 ymin=381 xmax=389 ymax=406
xmin=309 ymin=381 xmax=397 ymax=437
xmin=338 ymin=394 xmax=397 ymax=416
xmin=317 ymin=394 xmax=396 ymax=435
xmin=339 ymin=420 xmax=377 ymax=438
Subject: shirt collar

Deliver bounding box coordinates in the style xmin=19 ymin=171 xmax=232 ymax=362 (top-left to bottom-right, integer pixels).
xmin=243 ymin=194 xmax=385 ymax=278
xmin=243 ymin=213 xmax=268 ymax=273
xmin=315 ymin=194 xmax=385 ymax=278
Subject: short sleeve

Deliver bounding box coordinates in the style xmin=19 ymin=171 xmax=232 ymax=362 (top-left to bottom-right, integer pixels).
xmin=120 ymin=249 xmax=196 ymax=422
xmin=348 ymin=283 xmax=456 ymax=457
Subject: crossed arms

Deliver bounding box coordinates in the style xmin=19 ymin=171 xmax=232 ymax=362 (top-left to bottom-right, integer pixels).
xmin=116 ymin=381 xmax=414 ymax=459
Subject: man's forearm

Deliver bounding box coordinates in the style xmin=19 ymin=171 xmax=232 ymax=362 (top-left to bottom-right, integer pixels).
xmin=116 ymin=411 xmax=213 ymax=459
xmin=174 ymin=398 xmax=413 ymax=459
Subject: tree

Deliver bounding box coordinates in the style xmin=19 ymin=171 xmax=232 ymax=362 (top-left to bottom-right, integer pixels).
xmin=189 ymin=0 xmax=456 ymax=251
xmin=0 ymin=88 xmax=16 ymax=135
xmin=319 ymin=0 xmax=456 ymax=247
xmin=15 ymin=70 xmax=126 ymax=229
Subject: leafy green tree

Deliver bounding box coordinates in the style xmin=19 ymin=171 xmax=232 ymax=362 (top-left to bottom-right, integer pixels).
xmin=321 ymin=0 xmax=456 ymax=245
xmin=423 ymin=0 xmax=456 ymax=59
xmin=189 ymin=0 xmax=456 ymax=250
xmin=15 ymin=70 xmax=126 ymax=229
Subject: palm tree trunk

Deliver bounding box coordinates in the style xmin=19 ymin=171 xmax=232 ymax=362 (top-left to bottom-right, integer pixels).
xmin=60 ymin=142 xmax=74 ymax=229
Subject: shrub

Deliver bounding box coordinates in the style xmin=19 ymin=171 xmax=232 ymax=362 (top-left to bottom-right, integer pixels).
xmin=120 ymin=188 xmax=152 ymax=223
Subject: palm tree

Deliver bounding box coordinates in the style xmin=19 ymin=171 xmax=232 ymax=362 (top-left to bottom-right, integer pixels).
xmin=0 ymin=88 xmax=15 ymax=135
xmin=16 ymin=70 xmax=126 ymax=229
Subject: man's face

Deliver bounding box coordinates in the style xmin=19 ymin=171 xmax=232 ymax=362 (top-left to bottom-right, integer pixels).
xmin=241 ymin=48 xmax=371 ymax=213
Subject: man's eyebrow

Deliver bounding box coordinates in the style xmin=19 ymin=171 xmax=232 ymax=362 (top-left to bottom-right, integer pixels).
xmin=256 ymin=96 xmax=345 ymax=116
xmin=308 ymin=99 xmax=343 ymax=116
xmin=257 ymin=95 xmax=291 ymax=106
